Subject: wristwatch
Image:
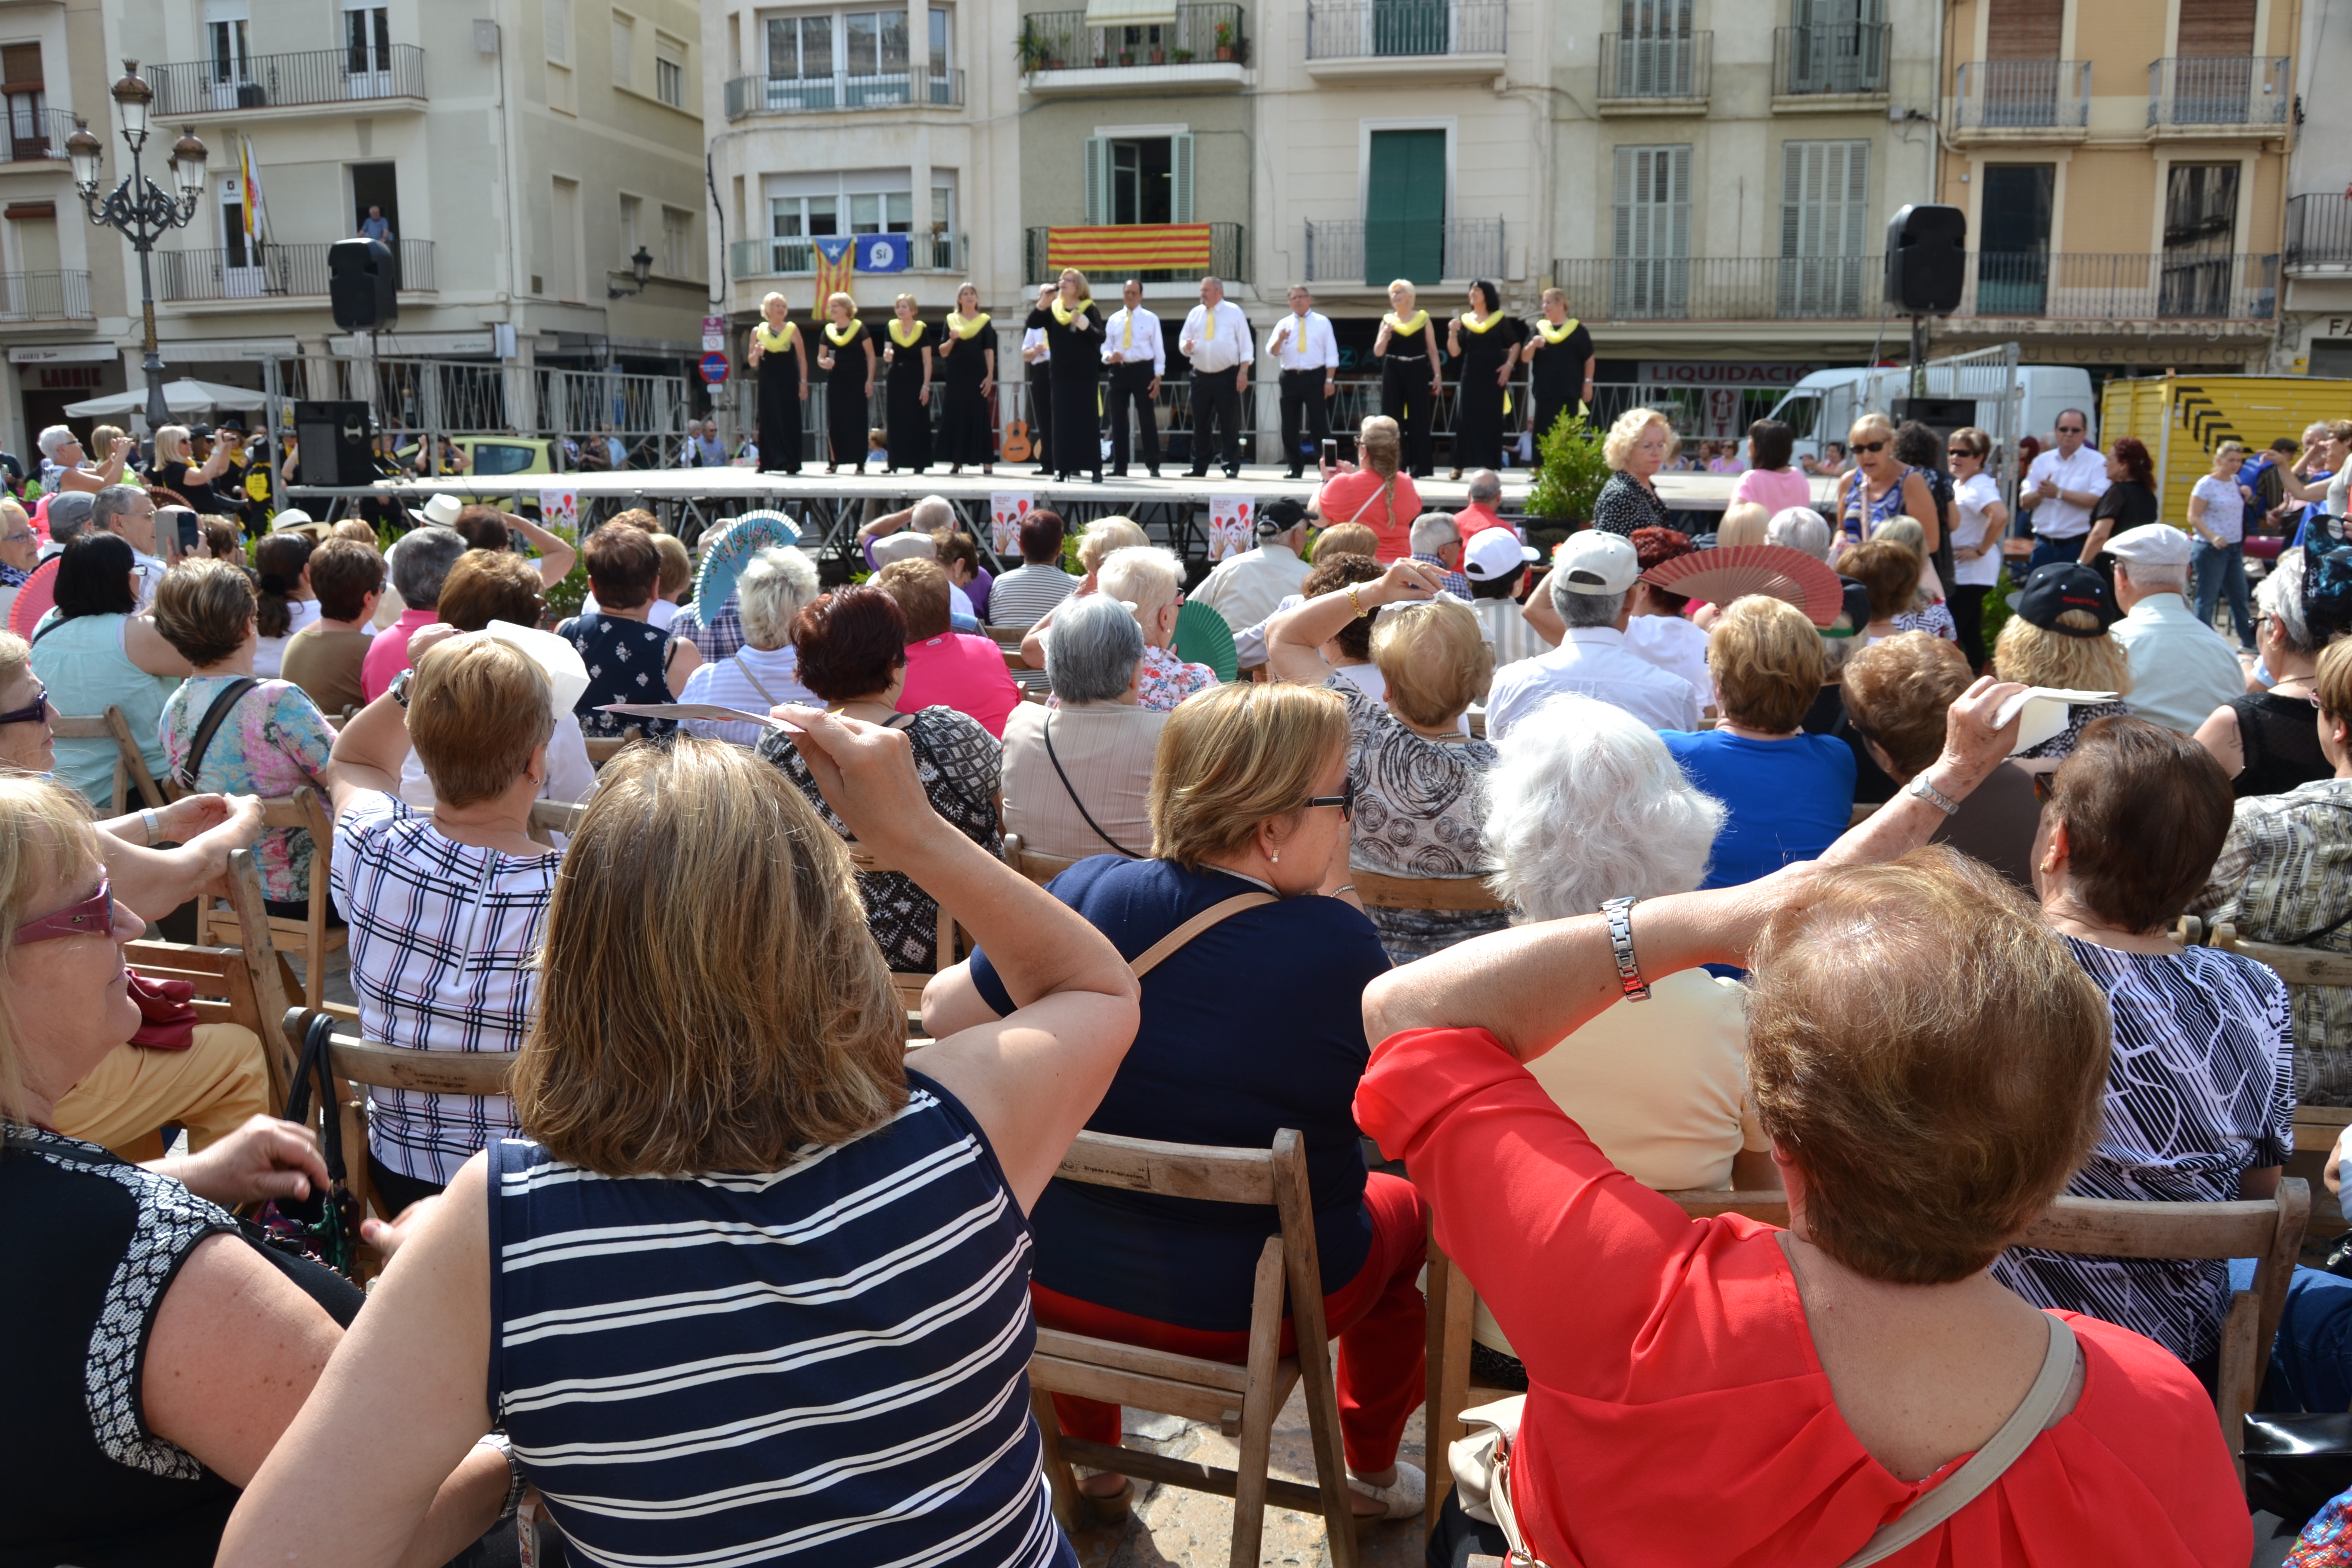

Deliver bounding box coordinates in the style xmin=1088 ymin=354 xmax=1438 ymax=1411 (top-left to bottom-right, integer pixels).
xmin=1905 ymin=772 xmax=1960 ymax=816
xmin=386 ymin=669 xmax=414 ymax=709
xmin=1601 ymin=896 xmax=1650 ymax=1003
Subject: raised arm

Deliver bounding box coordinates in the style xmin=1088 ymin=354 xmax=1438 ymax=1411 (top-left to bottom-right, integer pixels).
xmin=1520 ymin=566 xmax=1566 ymax=645
xmin=782 ymin=706 xmax=1139 ymax=1211
xmin=124 ymin=616 xmax=200 ymax=677
xmin=1901 ymin=470 xmax=1941 ymax=553
xmin=504 ymin=513 xmax=577 ymax=587
xmin=100 ymin=792 xmax=266 ymax=919
xmin=858 ymin=504 xmax=917 ymax=545
xmin=1264 ymin=557 xmax=1439 ymax=687
xmin=326 ymin=682 xmax=421 ymax=813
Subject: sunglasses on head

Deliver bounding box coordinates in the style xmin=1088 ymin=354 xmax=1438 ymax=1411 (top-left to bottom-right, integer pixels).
xmin=0 ymin=680 xmax=49 ymax=727
xmin=1304 ymin=776 xmax=1356 ymax=823
xmin=14 ymin=876 xmax=115 ymax=945
xmin=1851 ymin=439 xmax=1887 ymax=455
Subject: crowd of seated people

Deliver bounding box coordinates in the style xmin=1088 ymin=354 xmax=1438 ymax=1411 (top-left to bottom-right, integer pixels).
xmin=21 ymin=457 xmax=2352 ymax=1568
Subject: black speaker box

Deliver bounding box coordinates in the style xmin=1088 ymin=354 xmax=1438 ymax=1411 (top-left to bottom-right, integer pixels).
xmin=293 ymin=401 xmax=374 ymax=488
xmin=329 ymin=237 xmax=399 ymax=332
xmin=1884 ymin=203 xmax=1967 ymax=315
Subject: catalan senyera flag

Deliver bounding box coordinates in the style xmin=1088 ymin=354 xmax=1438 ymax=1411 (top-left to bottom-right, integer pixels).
xmin=812 ymin=236 xmax=856 ymax=314
xmin=1046 ymin=224 xmax=1213 ymax=275
xmin=238 ymin=135 xmax=266 ymax=252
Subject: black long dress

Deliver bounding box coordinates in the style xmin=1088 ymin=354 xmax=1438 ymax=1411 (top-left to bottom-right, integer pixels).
xmin=751 ymin=322 xmax=802 ymax=474
xmin=1450 ymin=314 xmax=1521 ymax=472
xmin=882 ymin=319 xmax=935 ymax=473
xmin=1024 ymin=299 xmax=1107 ymax=481
xmin=1523 ymin=315 xmax=1594 ymax=448
xmin=819 ymin=320 xmax=872 ymax=470
xmin=1378 ymin=313 xmax=1437 ymax=479
xmin=934 ymin=314 xmax=995 ymax=468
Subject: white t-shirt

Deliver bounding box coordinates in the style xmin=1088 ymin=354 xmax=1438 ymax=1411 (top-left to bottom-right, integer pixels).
xmin=254 ymin=599 xmax=325 ymax=679
xmin=1621 ymin=614 xmax=1716 ymax=709
xmin=1952 ymin=472 xmax=2004 ymax=587
xmin=2191 ymin=473 xmax=2246 ymax=546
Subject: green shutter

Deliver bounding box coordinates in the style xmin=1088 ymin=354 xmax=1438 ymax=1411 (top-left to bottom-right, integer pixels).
xmin=1364 ymin=129 xmax=1446 ymax=287
xmin=1084 ymin=136 xmax=1107 ymax=226
xmin=1170 ymin=132 xmax=1194 ymax=224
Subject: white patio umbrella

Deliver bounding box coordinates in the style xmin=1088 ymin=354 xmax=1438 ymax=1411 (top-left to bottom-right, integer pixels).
xmin=62 ymin=378 xmax=268 ymax=419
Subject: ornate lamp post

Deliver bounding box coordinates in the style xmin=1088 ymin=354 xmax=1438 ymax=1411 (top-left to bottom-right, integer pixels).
xmin=67 ymin=61 xmax=206 ymax=436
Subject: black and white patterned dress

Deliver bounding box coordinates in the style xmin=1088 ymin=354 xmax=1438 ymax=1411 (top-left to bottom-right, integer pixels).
xmin=1590 ymin=470 xmax=1676 ymax=537
xmin=1327 ymin=675 xmax=1509 ymax=962
xmin=760 ymin=706 xmax=1001 ymax=970
xmin=1992 ymin=938 xmax=2294 ymax=1365
xmin=555 ymin=610 xmax=679 ymax=738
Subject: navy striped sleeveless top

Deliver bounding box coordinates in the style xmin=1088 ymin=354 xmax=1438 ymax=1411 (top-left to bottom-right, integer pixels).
xmin=487 ymin=1071 xmax=1073 ymax=1568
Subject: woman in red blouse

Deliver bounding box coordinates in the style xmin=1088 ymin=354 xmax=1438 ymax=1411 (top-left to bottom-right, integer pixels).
xmin=1359 ymin=676 xmax=2248 ymax=1567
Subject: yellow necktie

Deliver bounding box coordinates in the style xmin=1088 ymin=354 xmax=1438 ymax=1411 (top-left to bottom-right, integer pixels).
xmin=1121 ymin=312 xmax=1133 ymax=351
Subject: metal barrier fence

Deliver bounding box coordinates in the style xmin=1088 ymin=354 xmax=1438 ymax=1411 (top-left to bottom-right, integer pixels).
xmin=1019 ymin=4 xmax=1244 ymax=69
xmin=264 ymin=354 xmax=692 ymax=471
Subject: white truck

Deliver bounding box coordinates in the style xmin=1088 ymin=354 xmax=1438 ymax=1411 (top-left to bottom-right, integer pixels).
xmin=1763 ymin=358 xmax=2092 ymax=473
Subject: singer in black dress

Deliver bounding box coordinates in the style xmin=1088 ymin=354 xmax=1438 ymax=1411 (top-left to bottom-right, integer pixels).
xmin=883 ymin=296 xmax=935 ymax=474
xmin=936 ymin=283 xmax=996 ymax=474
xmin=1023 ymin=269 xmax=1107 ymax=483
xmin=816 ymin=292 xmax=875 ymax=474
xmin=748 ymin=292 xmax=805 ymax=475
xmin=1523 ymin=287 xmax=1596 ymax=449
xmin=1375 ymin=280 xmax=1442 ymax=479
xmin=1448 ymin=280 xmax=1522 ymax=477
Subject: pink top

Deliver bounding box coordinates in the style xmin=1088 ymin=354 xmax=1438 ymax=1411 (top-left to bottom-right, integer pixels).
xmin=1355 ymin=1025 xmax=2249 ymax=1568
xmin=361 ymin=606 xmax=438 ymax=703
xmin=897 ymin=632 xmax=1021 ymax=738
xmin=1731 ymin=465 xmax=1815 ymax=515
xmin=1314 ymin=469 xmax=1424 ymax=562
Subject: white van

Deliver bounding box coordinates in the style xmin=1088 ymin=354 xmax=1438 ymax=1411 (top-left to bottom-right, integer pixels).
xmin=1765 ymin=364 xmax=2094 ymax=468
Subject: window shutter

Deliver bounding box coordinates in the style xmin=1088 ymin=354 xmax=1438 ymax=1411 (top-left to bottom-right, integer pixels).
xmin=1838 ymin=139 xmax=1868 ymax=254
xmin=1170 ymin=132 xmax=1194 ymax=224
xmin=1084 ymin=136 xmax=1106 ymax=225
xmin=1781 ymin=140 xmax=1808 ymax=257
xmin=544 ymin=0 xmax=569 ymax=63
xmin=1667 ymin=144 xmax=1690 ymax=255
xmin=1611 ymin=144 xmax=1635 ymax=257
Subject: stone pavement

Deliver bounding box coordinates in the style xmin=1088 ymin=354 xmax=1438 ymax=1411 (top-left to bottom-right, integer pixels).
xmin=1066 ymin=1387 xmax=1430 ymax=1568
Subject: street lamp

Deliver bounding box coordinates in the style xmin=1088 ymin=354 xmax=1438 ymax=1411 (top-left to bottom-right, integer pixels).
xmin=72 ymin=61 xmax=206 ymax=436
xmin=607 ymin=244 xmax=654 ymax=299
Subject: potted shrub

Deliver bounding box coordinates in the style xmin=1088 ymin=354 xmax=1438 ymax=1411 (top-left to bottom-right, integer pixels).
xmin=1047 ymin=30 xmax=1068 ymax=67
xmin=1015 ymin=18 xmax=1046 ymax=74
xmin=1526 ymin=414 xmax=1611 ymax=526
xmin=1171 ymin=46 xmax=1194 ymax=62
xmin=1118 ymin=46 xmax=1134 ymax=64
xmin=1148 ymin=43 xmax=1165 ymax=63
xmin=1214 ymin=19 xmax=1234 ymax=60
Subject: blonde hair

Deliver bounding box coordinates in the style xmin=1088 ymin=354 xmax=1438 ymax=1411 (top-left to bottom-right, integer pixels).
xmin=1604 ymin=408 xmax=1675 ymax=470
xmin=91 ymin=425 xmax=127 ymax=463
xmin=1708 ymin=595 xmax=1825 ymax=733
xmin=1848 ymin=411 xmax=1895 ymax=447
xmin=2321 ymin=639 xmax=2352 ymax=721
xmin=1096 ymin=544 xmax=1185 ymax=629
xmin=652 ymin=532 xmax=692 ymax=599
xmin=153 ymin=424 xmax=193 ymax=465
xmin=0 ymin=775 xmax=104 ymax=1120
xmin=1387 ymin=279 xmax=1417 ymax=306
xmin=1358 ymin=415 xmax=1402 ymax=480
xmin=1372 ymin=598 xmax=1493 ymax=728
xmin=2214 ymin=439 xmax=2245 ymax=465
xmin=511 ymin=739 xmax=906 ymax=1174
xmin=1541 ymin=286 xmax=1567 ymax=307
xmin=1059 ymin=267 xmax=1091 ymax=297
xmin=761 ymin=290 xmax=788 ymax=314
xmin=407 ymin=633 xmax=556 ymax=807
xmin=0 ymin=630 xmax=26 ymax=694
xmin=1150 ymin=682 xmax=1350 ymax=868
xmin=826 ymin=291 xmax=854 ymax=316
xmin=1311 ymin=523 xmax=1379 ymax=562
xmin=332 ymin=518 xmax=379 ymax=546
xmin=1717 ymin=501 xmax=1770 ymax=548
xmin=894 ymin=292 xmax=916 ymax=310
xmin=1994 ymin=615 xmax=2133 ymax=696
xmin=1075 ymin=516 xmax=1149 ymax=575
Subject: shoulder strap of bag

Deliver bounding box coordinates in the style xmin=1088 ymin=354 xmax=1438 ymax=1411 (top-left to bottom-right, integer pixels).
xmin=1043 ymin=713 xmax=1143 ymax=858
xmin=1834 ymin=1312 xmax=2078 ymax=1568
xmin=1130 ymin=891 xmax=1275 ymax=978
xmin=174 ymin=676 xmax=258 ymax=793
xmin=1345 ymin=473 xmax=1398 ymax=530
xmin=729 ymin=651 xmax=780 ymax=707
xmin=279 ymin=1012 xmax=348 ymax=1188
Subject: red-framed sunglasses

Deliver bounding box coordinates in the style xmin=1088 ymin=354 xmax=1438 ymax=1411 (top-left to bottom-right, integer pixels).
xmin=15 ymin=877 xmax=116 ymax=945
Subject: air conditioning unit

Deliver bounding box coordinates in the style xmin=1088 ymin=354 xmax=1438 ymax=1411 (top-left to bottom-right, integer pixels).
xmin=237 ymin=82 xmax=267 ymax=108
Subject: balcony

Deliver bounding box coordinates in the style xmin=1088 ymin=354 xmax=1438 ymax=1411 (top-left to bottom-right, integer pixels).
xmin=1021 ymin=223 xmax=1243 ymax=285
xmin=1598 ymin=31 xmax=1710 ymax=110
xmin=730 ymin=232 xmax=967 ymax=279
xmin=1548 ymin=256 xmax=1882 ymax=323
xmin=1949 ymin=59 xmax=2089 ymax=140
xmin=1772 ymin=22 xmax=1888 ymax=104
xmin=1304 ymin=0 xmax=1506 ymax=81
xmin=723 ymin=68 xmax=964 ymax=118
xmin=2146 ymin=55 xmax=2291 ymax=135
xmin=1019 ymin=6 xmax=1248 ymax=93
xmin=148 ymin=45 xmax=426 ymax=118
xmin=2288 ymin=194 xmax=2352 ymax=272
xmin=2 ymin=108 xmax=76 ymax=165
xmin=154 ymin=239 xmax=435 ymax=303
xmin=0 ymin=270 xmax=91 ymax=321
xmin=1301 ymin=217 xmax=1500 ymax=287
xmin=1952 ymin=251 xmax=2276 ymax=322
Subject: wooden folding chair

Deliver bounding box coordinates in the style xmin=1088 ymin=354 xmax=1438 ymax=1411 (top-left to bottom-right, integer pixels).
xmin=2210 ymin=921 xmax=2352 ymax=991
xmin=527 ymin=798 xmax=586 ymax=846
xmin=2293 ymin=1104 xmax=2352 ymax=1241
xmin=846 ymin=839 xmax=965 ymax=1018
xmin=117 ymin=934 xmax=283 ymax=1156
xmin=1027 ymin=1128 xmax=1360 ymax=1568
xmin=584 ymin=725 xmax=647 ymax=770
xmin=192 ymin=788 xmax=345 ymax=1008
xmin=1001 ymin=830 xmax=1079 ymax=887
xmin=48 ymin=706 xmax=167 ymax=814
xmin=1352 ymin=869 xmax=1507 ymax=916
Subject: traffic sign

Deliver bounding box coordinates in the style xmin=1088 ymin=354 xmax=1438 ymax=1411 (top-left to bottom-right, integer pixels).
xmin=701 ymin=314 xmax=725 ymax=352
xmin=699 ymin=351 xmax=729 ymax=384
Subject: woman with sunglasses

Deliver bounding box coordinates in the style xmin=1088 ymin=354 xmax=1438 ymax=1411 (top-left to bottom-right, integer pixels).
xmin=0 ymin=772 xmax=513 ymax=1568
xmin=1835 ymin=411 xmax=1941 ymax=558
xmin=921 ymin=679 xmax=1430 ymax=1528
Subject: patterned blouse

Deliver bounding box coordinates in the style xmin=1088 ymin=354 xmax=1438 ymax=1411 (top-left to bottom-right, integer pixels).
xmin=2015 ymin=698 xmax=2132 ymax=764
xmin=159 ymin=676 xmax=336 ymax=903
xmin=555 ymin=611 xmax=678 ymax=738
xmin=2193 ymin=776 xmax=2352 ymax=1103
xmin=759 ymin=706 xmax=1001 ymax=971
xmin=1891 ymin=600 xmax=1958 ymax=642
xmin=1327 ymin=675 xmax=1508 ymax=962
xmin=1590 ymin=471 xmax=1675 ymax=537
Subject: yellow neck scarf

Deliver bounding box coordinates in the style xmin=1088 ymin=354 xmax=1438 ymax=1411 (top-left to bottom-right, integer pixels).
xmin=1535 ymin=316 xmax=1582 ymax=344
xmin=754 ymin=321 xmax=797 ymax=352
xmin=1460 ymin=310 xmax=1501 ymax=334
xmin=945 ymin=310 xmax=990 ymax=339
xmin=889 ymin=317 xmax=925 ymax=348
xmin=1050 ymin=296 xmax=1095 ymax=327
xmin=1384 ymin=309 xmax=1428 ymax=336
xmin=824 ymin=319 xmax=860 ymax=347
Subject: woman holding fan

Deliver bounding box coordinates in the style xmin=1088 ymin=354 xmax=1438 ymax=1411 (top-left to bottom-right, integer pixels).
xmin=881 ymin=293 xmax=936 ymax=475
xmin=935 ymin=282 xmax=995 ymax=477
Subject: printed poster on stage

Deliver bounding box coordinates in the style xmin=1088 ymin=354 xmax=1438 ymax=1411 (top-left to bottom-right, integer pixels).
xmin=1208 ymin=495 xmax=1254 ymax=561
xmin=990 ymin=491 xmax=1035 ymax=557
xmin=538 ymin=488 xmax=579 ymax=532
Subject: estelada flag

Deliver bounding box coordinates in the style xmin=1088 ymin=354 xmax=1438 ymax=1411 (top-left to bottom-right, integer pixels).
xmin=812 ymin=237 xmax=856 ymax=315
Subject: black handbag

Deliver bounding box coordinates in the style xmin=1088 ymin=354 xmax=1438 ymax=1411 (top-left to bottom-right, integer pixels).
xmin=2245 ymin=1412 xmax=2352 ymax=1533
xmin=254 ymin=1013 xmax=363 ymax=1280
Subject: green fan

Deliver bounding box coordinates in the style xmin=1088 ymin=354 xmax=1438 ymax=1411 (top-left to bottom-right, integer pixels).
xmin=1173 ymin=599 xmax=1238 ymax=683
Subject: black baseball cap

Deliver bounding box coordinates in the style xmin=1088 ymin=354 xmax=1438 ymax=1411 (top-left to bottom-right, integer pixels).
xmin=1821 ymin=576 xmax=1874 ymax=638
xmin=2007 ymin=561 xmax=2120 ymax=637
xmin=1257 ymin=498 xmax=1308 ymax=537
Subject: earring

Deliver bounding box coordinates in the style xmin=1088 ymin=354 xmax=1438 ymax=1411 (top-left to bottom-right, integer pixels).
xmin=1270 ymin=852 xmax=1280 ymax=864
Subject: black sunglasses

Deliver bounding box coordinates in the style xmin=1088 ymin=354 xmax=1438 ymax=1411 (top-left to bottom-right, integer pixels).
xmin=0 ymin=681 xmax=50 ymax=727
xmin=1850 ymin=439 xmax=1887 ymax=454
xmin=1304 ymin=776 xmax=1356 ymax=822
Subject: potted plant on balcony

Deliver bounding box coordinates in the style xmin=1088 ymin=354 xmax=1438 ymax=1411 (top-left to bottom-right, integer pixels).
xmin=1148 ymin=40 xmax=1166 ymax=63
xmin=1117 ymin=46 xmax=1134 ymax=65
xmin=1172 ymin=46 xmax=1194 ymax=62
xmin=1016 ymin=18 xmax=1047 ymax=74
xmin=1214 ymin=19 xmax=1234 ymax=60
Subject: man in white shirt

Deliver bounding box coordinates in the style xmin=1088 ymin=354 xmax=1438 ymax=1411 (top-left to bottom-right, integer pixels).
xmin=1486 ymin=531 xmax=1703 ymax=739
xmin=1178 ymin=276 xmax=1253 ymax=479
xmin=1194 ymin=497 xmax=1312 ymax=636
xmin=92 ymin=485 xmax=165 ymax=609
xmin=2103 ymin=523 xmax=2246 ymax=736
xmin=1266 ymin=284 xmax=1338 ymax=479
xmin=1100 ymin=277 xmax=1165 ymax=479
xmin=2024 ymin=408 xmax=2109 ymax=574
xmin=1020 ymin=282 xmax=1056 ymax=475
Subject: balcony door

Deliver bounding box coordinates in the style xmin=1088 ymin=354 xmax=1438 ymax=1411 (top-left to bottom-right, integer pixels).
xmin=2173 ymin=0 xmax=2257 ymax=122
xmin=201 ymin=3 xmax=250 ymax=109
xmin=345 ymin=0 xmax=393 ymax=95
xmin=1612 ymin=142 xmax=1689 ymax=317
xmin=1615 ymin=0 xmax=1695 ymax=98
xmin=1779 ymin=139 xmax=1869 ymax=317
xmin=218 ymin=175 xmax=266 ymax=298
xmin=1371 ymin=0 xmax=1449 ymax=58
xmin=1786 ymin=0 xmax=1882 ymax=96
xmin=1976 ymin=163 xmax=2053 ymax=315
xmin=1364 ymin=129 xmax=1444 ymax=287
xmin=2162 ymin=163 xmax=2239 ymax=318
xmin=1 ymin=44 xmax=44 ymax=162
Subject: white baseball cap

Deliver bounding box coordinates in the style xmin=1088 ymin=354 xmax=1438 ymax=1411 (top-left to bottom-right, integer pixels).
xmin=1552 ymin=530 xmax=1641 ymax=595
xmin=1462 ymin=527 xmax=1539 ymax=581
xmin=2104 ymin=522 xmax=2192 ymax=570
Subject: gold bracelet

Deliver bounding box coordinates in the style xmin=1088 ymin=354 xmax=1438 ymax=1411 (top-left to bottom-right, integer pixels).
xmin=1346 ymin=586 xmax=1366 ymax=620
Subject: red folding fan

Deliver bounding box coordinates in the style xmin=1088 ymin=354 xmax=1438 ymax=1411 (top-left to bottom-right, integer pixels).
xmin=1640 ymin=544 xmax=1846 ymax=628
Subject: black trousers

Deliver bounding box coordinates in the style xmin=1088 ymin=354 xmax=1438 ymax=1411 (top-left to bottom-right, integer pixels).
xmin=1383 ymin=356 xmax=1435 ymax=476
xmin=1025 ymin=363 xmax=1054 ymax=471
xmin=1279 ymin=369 xmax=1332 ymax=476
xmin=1048 ymin=369 xmax=1101 ymax=480
xmin=1106 ymin=364 xmax=1160 ymax=474
xmin=1189 ymin=364 xmax=1244 ymax=474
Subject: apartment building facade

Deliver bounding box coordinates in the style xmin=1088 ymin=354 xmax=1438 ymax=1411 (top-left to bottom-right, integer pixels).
xmin=2278 ymin=0 xmax=2348 ymax=375
xmin=0 ymin=0 xmax=709 ymax=460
